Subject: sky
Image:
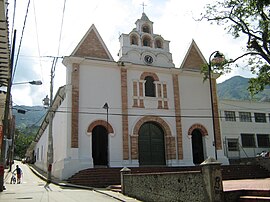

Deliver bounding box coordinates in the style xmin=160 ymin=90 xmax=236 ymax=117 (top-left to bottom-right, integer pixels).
xmin=7 ymin=0 xmax=254 ymax=106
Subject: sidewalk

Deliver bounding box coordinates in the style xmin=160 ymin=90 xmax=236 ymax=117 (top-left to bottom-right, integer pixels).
xmin=4 ymin=164 xmax=140 ymax=202
xmin=223 ymin=177 xmax=270 ymax=191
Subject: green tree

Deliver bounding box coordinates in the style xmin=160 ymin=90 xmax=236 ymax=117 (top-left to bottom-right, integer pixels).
xmin=14 ymin=129 xmax=35 ymax=159
xmin=200 ymin=0 xmax=270 ymax=95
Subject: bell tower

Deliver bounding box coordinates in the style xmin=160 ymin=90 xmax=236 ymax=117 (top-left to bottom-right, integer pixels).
xmin=118 ymin=13 xmax=174 ymax=68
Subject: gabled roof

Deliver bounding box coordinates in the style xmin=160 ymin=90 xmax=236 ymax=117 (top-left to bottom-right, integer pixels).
xmin=180 ymin=39 xmax=207 ymax=70
xmin=71 ymin=24 xmax=114 ymax=61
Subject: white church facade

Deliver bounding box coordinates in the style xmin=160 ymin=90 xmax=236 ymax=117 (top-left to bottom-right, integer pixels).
xmin=34 ymin=13 xmax=228 ymax=180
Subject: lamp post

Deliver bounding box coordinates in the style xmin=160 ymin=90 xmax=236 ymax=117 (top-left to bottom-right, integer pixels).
xmin=208 ymin=51 xmax=224 ymax=160
xmin=13 ymin=80 xmax=42 ymax=85
xmin=103 ymin=102 xmax=109 ymax=133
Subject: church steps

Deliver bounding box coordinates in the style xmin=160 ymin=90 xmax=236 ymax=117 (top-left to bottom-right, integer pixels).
xmin=67 ymin=165 xmax=269 ymax=188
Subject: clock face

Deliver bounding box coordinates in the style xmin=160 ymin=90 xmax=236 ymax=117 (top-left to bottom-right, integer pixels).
xmin=144 ymin=55 xmax=153 ymax=64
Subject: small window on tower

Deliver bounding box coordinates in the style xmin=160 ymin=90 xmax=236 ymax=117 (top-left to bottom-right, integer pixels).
xmin=155 ymin=39 xmax=163 ymax=48
xmin=142 ymin=25 xmax=150 ymax=33
xmin=142 ymin=36 xmax=151 ymax=47
xmin=130 ymin=35 xmax=138 ymax=45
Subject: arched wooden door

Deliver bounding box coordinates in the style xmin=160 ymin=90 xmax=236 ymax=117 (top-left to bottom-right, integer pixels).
xmin=138 ymin=122 xmax=166 ymax=166
xmin=191 ymin=129 xmax=204 ymax=164
xmin=92 ymin=125 xmax=108 ymax=166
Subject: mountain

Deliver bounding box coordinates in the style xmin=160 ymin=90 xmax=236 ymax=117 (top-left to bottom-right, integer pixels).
xmin=217 ymin=76 xmax=270 ymax=101
xmin=12 ymin=106 xmax=47 ymax=129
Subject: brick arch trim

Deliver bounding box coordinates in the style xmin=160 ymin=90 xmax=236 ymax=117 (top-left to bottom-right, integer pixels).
xmin=140 ymin=72 xmax=159 ymax=81
xmin=188 ymin=123 xmax=208 ymax=136
xmin=87 ymin=120 xmax=114 ymax=134
xmin=133 ymin=115 xmax=171 ymax=136
xmin=131 ymin=115 xmax=176 ymax=160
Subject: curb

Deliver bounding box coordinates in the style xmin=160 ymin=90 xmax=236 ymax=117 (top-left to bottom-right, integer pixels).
xmin=28 ymin=165 xmax=128 ymax=202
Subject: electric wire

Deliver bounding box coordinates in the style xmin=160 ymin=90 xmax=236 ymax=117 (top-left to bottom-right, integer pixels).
xmin=57 ymin=0 xmax=67 ymax=56
xmin=32 ymin=0 xmax=44 ymax=83
xmin=10 ymin=0 xmax=16 ymax=45
xmin=12 ymin=0 xmax=31 ymax=82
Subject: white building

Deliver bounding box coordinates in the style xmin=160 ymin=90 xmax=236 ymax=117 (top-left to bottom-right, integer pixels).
xmin=219 ymin=99 xmax=270 ymax=159
xmin=34 ymin=13 xmax=228 ymax=180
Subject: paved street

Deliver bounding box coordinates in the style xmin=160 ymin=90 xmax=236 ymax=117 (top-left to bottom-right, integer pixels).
xmin=0 ymin=161 xmax=138 ymax=202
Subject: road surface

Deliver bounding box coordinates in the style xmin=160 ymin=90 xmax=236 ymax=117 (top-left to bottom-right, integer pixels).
xmin=0 ymin=161 xmax=134 ymax=201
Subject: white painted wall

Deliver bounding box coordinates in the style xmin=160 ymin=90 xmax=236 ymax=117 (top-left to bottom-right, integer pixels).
xmin=219 ymin=99 xmax=270 ymax=159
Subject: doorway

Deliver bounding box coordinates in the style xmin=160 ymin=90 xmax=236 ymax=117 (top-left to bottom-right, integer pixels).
xmin=92 ymin=125 xmax=108 ymax=166
xmin=191 ymin=129 xmax=204 ymax=164
xmin=138 ymin=122 xmax=166 ymax=166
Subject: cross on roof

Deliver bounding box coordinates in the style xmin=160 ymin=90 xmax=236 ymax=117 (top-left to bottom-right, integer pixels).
xmin=141 ymin=2 xmax=147 ymax=13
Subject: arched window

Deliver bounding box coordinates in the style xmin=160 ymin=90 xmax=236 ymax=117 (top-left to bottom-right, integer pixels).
xmin=155 ymin=39 xmax=163 ymax=48
xmin=130 ymin=35 xmax=138 ymax=45
xmin=142 ymin=25 xmax=150 ymax=33
xmin=145 ymin=76 xmax=155 ymax=97
xmin=142 ymin=36 xmax=151 ymax=47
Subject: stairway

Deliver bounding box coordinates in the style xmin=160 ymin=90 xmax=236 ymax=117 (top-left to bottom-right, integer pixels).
xmin=238 ymin=190 xmax=270 ymax=202
xmin=67 ymin=164 xmax=269 ymax=188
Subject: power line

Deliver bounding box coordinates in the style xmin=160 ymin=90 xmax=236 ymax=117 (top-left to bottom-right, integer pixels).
xmin=32 ymin=0 xmax=44 ymax=83
xmin=57 ymin=0 xmax=67 ymax=56
xmin=12 ymin=0 xmax=31 ymax=82
xmin=10 ymin=0 xmax=17 ymax=44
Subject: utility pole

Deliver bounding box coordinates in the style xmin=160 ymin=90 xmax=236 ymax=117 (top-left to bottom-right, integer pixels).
xmin=43 ymin=57 xmax=60 ymax=185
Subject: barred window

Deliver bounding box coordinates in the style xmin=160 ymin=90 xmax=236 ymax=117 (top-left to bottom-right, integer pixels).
xmin=239 ymin=112 xmax=252 ymax=122
xmin=227 ymin=139 xmax=239 ymax=151
xmin=225 ymin=111 xmax=236 ymax=121
xmin=254 ymin=113 xmax=266 ymax=123
xmin=257 ymin=134 xmax=270 ymax=147
xmin=241 ymin=133 xmax=255 ymax=147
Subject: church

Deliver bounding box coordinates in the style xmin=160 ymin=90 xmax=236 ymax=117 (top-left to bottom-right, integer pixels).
xmin=33 ymin=12 xmax=228 ymax=180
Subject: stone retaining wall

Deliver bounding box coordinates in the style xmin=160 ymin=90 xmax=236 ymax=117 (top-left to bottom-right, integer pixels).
xmin=122 ymin=171 xmax=208 ymax=202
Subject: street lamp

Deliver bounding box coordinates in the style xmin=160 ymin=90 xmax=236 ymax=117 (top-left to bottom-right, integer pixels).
xmin=208 ymin=51 xmax=224 ymax=160
xmin=103 ymin=102 xmax=109 ymax=133
xmin=13 ymin=80 xmax=42 ymax=85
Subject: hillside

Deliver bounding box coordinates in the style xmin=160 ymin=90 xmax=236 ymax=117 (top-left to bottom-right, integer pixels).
xmin=217 ymin=76 xmax=270 ymax=101
xmin=12 ymin=105 xmax=47 ymax=129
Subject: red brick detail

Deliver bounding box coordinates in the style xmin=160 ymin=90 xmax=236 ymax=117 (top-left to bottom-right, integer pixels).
xmin=140 ymin=72 xmax=159 ymax=81
xmin=212 ymin=79 xmax=222 ymax=150
xmin=71 ymin=63 xmax=80 ymax=148
xmin=157 ymin=83 xmax=162 ymax=97
xmin=139 ymin=99 xmax=144 ymax=108
xmin=182 ymin=44 xmax=205 ymax=70
xmin=121 ymin=68 xmax=129 ymax=160
xmin=158 ymin=100 xmax=163 ymax=109
xmin=133 ymin=99 xmax=138 ymax=107
xmin=133 ymin=81 xmax=137 ymax=96
xmin=73 ymin=29 xmax=110 ymax=59
xmin=164 ymin=101 xmax=168 ymax=109
xmin=172 ymin=74 xmax=183 ymax=159
xmin=87 ymin=120 xmax=114 ymax=134
xmin=163 ymin=84 xmax=167 ymax=98
xmin=139 ymin=82 xmax=143 ymax=97
xmin=131 ymin=115 xmax=176 ymax=160
xmin=188 ymin=123 xmax=208 ymax=136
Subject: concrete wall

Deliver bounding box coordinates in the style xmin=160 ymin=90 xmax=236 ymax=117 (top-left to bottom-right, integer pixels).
xmin=122 ymin=171 xmax=208 ymax=202
xmin=219 ymin=99 xmax=270 ymax=159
